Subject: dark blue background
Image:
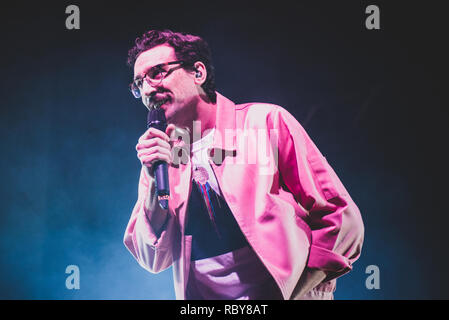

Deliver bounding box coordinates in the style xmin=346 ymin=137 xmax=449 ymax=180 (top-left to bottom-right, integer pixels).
xmin=0 ymin=1 xmax=447 ymax=299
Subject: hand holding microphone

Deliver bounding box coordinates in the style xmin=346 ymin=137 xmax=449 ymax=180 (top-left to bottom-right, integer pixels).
xmin=136 ymin=109 xmax=175 ymax=209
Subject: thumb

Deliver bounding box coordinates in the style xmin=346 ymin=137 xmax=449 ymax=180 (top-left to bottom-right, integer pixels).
xmin=165 ymin=124 xmax=177 ymax=141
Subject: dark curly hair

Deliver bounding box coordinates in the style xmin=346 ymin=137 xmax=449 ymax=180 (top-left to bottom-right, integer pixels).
xmin=127 ymin=29 xmax=217 ymax=103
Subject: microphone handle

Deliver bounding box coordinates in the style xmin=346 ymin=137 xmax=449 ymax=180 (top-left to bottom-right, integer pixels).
xmin=147 ymin=109 xmax=170 ymax=210
xmin=153 ymin=161 xmax=169 ymax=209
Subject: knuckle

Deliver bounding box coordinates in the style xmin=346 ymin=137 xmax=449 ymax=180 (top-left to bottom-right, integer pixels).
xmin=151 ymin=145 xmax=161 ymax=154
xmin=155 ymin=145 xmax=163 ymax=153
xmin=143 ymin=156 xmax=154 ymax=166
xmin=148 ymin=127 xmax=160 ymax=137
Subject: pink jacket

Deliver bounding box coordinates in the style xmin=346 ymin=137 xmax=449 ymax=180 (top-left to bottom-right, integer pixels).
xmin=124 ymin=92 xmax=364 ymax=299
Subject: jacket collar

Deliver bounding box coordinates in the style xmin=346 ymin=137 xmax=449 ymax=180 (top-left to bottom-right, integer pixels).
xmin=212 ymin=92 xmax=237 ymax=152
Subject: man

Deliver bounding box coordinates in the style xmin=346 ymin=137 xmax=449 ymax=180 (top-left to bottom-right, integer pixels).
xmin=123 ymin=29 xmax=364 ymax=300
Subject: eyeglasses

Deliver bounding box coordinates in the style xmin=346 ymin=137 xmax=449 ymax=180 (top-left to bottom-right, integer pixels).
xmin=129 ymin=60 xmax=187 ymax=98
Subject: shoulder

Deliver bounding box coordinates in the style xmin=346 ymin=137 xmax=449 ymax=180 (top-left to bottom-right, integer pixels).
xmin=234 ymin=102 xmax=302 ymax=130
xmin=235 ymin=101 xmax=280 ymax=113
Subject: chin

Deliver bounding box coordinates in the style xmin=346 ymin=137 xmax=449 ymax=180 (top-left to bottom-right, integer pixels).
xmin=163 ymin=102 xmax=185 ymax=126
xmin=163 ymin=106 xmax=175 ymax=122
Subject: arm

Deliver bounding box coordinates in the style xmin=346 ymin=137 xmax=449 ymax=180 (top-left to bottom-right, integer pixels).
xmin=123 ymin=166 xmax=180 ymax=273
xmin=274 ymin=107 xmax=365 ymax=289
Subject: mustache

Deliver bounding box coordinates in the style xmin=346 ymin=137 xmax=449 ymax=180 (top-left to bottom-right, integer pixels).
xmin=149 ymin=89 xmax=169 ymax=100
xmin=145 ymin=90 xmax=171 ymax=109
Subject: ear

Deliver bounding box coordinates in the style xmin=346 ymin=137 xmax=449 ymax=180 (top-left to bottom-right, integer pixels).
xmin=192 ymin=61 xmax=207 ymax=85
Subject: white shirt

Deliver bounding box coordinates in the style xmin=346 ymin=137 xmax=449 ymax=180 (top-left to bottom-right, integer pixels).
xmin=190 ymin=128 xmax=221 ymax=196
xmin=186 ymin=128 xmax=281 ymax=300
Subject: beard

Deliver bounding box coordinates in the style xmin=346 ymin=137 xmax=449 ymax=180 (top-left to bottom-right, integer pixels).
xmin=149 ymin=96 xmax=171 ymax=109
xmin=148 ymin=92 xmax=196 ymax=127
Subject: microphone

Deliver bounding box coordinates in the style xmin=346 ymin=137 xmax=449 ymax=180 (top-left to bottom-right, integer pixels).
xmin=147 ymin=103 xmax=170 ymax=210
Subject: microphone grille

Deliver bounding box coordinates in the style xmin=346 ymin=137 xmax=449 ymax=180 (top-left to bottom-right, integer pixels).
xmin=147 ymin=107 xmax=167 ymax=130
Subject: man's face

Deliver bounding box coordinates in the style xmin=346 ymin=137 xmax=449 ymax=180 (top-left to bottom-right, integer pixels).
xmin=133 ymin=44 xmax=198 ymax=125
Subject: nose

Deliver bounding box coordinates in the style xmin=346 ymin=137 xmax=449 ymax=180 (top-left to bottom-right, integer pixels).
xmin=140 ymin=79 xmax=158 ymax=99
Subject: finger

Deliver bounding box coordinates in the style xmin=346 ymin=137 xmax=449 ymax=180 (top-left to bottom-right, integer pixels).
xmin=136 ymin=137 xmax=171 ymax=151
xmin=138 ymin=146 xmax=172 ymax=159
xmin=141 ymin=127 xmax=170 ymax=142
xmin=137 ymin=133 xmax=169 ymax=147
xmin=141 ymin=154 xmax=159 ymax=167
xmin=166 ymin=124 xmax=177 ymax=140
xmin=141 ymin=153 xmax=171 ymax=167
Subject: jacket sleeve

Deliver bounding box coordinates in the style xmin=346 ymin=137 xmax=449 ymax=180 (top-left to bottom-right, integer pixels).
xmin=123 ymin=166 xmax=180 ymax=274
xmin=274 ymin=106 xmax=364 ymax=281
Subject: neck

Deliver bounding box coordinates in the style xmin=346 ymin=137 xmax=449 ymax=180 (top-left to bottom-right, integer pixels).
xmin=188 ymin=97 xmax=216 ymax=144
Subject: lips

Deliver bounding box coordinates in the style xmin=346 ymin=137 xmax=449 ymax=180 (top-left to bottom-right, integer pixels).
xmin=150 ymin=93 xmax=170 ymax=106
